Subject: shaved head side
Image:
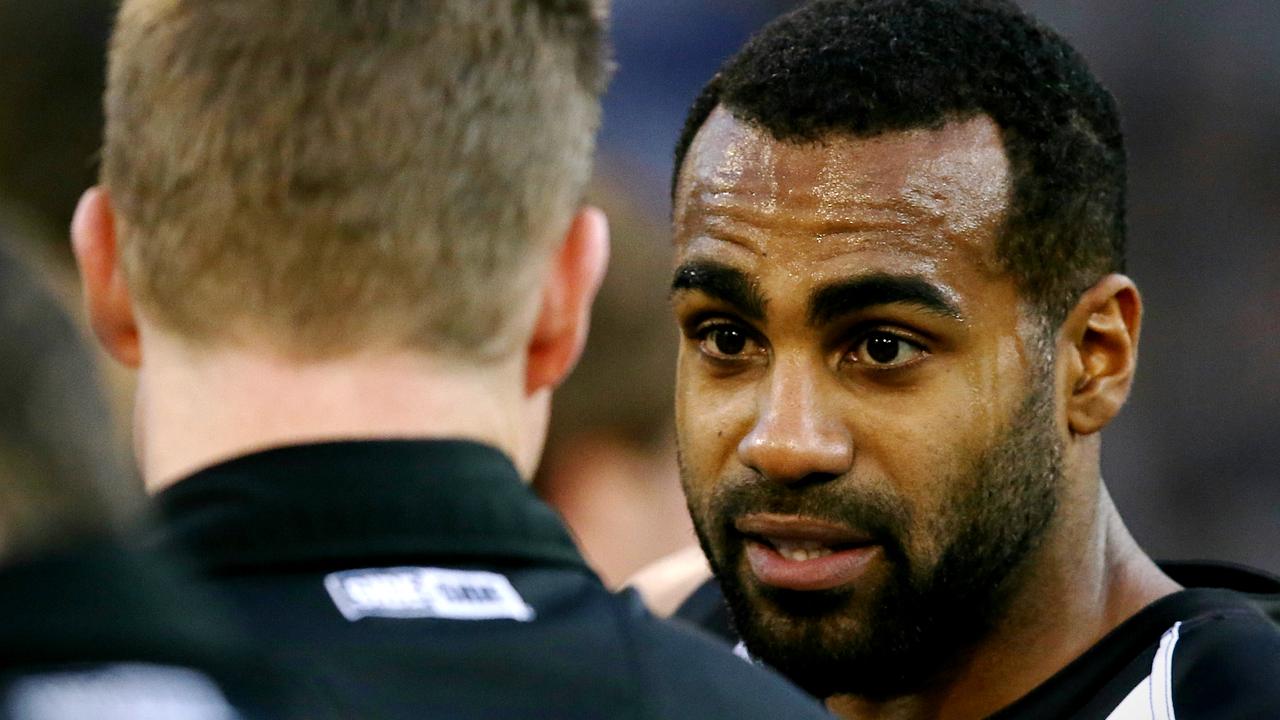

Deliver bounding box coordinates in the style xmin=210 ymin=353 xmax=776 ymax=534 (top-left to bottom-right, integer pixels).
xmin=103 ymin=0 xmax=610 ymax=360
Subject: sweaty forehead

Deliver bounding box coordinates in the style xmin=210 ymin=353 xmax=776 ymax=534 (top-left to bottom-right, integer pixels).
xmin=674 ymin=107 xmax=1012 ymax=266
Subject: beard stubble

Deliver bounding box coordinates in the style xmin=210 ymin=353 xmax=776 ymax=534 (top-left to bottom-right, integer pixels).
xmin=682 ymin=370 xmax=1063 ymax=699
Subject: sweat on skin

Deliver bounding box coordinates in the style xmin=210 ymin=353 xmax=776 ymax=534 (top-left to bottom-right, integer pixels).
xmin=670 ymin=107 xmax=1176 ymax=720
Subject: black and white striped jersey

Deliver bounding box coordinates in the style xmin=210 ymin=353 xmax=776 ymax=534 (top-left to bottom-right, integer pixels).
xmin=677 ymin=562 xmax=1280 ymax=719
xmin=991 ymin=575 xmax=1280 ymax=719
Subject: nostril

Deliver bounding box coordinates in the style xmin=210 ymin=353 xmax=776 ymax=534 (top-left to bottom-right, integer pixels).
xmin=738 ymin=426 xmax=854 ymax=484
xmin=790 ymin=472 xmax=841 ymax=489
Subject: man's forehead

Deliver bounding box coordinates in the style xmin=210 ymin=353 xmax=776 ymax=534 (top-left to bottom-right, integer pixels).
xmin=674 ymin=107 xmax=1012 ymax=248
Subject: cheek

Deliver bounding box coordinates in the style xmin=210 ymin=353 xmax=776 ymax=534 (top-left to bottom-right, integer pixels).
xmin=955 ymin=332 xmax=1034 ymax=438
xmin=844 ymin=381 xmax=1007 ymax=547
xmin=674 ymin=351 xmax=756 ymax=490
xmin=852 ymin=324 xmax=1030 ymax=483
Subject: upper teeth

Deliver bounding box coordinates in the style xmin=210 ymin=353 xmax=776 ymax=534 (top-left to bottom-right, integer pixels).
xmin=773 ymin=540 xmax=834 ymax=562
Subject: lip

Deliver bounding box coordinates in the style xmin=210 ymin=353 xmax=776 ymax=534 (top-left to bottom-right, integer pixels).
xmin=735 ymin=514 xmax=879 ymax=592
xmin=734 ymin=514 xmax=873 ymax=545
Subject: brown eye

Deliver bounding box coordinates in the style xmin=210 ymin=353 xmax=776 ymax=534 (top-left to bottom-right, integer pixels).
xmin=696 ymin=323 xmax=760 ymax=361
xmin=850 ymin=332 xmax=926 ymax=368
xmin=710 ymin=327 xmax=747 ymax=355
xmin=866 ymin=335 xmax=901 ymax=364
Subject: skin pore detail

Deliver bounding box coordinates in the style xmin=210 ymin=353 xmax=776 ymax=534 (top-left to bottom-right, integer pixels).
xmin=671 ymin=107 xmax=1175 ymax=720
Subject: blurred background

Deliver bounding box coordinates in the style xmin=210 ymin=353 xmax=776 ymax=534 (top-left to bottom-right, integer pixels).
xmin=1 ymin=0 xmax=1275 ymax=584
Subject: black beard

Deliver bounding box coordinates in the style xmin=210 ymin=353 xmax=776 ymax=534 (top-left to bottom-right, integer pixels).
xmin=684 ymin=373 xmax=1062 ymax=700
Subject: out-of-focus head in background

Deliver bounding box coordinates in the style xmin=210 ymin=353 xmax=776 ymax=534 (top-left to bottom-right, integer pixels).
xmin=536 ymin=175 xmax=691 ymax=586
xmin=0 ymin=217 xmax=130 ymax=564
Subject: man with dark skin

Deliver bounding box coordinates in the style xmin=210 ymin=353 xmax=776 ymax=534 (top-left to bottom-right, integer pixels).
xmin=669 ymin=1 xmax=1280 ymax=718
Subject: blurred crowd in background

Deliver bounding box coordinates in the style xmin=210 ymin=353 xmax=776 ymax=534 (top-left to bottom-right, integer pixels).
xmin=0 ymin=0 xmax=1275 ymax=584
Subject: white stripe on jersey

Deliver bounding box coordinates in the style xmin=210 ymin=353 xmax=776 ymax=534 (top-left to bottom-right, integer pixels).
xmin=1104 ymin=622 xmax=1182 ymax=720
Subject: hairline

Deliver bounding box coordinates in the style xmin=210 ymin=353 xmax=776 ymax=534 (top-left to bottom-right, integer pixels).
xmin=673 ymin=103 xmax=1084 ymax=329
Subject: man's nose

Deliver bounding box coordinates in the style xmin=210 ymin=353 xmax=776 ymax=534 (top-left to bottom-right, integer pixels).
xmin=737 ymin=359 xmax=853 ymax=485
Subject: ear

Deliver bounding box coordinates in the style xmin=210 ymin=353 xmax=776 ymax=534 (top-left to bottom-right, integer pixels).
xmin=1060 ymin=274 xmax=1142 ymax=436
xmin=525 ymin=206 xmax=610 ymax=395
xmin=71 ymin=187 xmax=141 ymax=368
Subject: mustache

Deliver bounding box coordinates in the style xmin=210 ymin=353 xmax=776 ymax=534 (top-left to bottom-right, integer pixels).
xmin=707 ymin=473 xmax=913 ymax=553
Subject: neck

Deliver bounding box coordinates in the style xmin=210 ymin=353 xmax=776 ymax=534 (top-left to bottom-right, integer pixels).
xmin=827 ymin=482 xmax=1179 ymax=720
xmin=134 ymin=336 xmax=542 ymax=493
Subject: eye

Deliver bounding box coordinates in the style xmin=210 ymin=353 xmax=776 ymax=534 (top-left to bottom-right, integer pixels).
xmin=696 ymin=323 xmax=761 ymax=361
xmin=847 ymin=332 xmax=926 ymax=369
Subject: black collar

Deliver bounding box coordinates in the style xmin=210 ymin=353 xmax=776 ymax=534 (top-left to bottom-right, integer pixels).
xmin=148 ymin=440 xmax=589 ymax=575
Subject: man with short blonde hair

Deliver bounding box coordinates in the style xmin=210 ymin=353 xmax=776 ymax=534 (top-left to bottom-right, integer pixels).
xmin=102 ymin=0 xmax=607 ymax=360
xmin=74 ymin=1 xmax=831 ymax=716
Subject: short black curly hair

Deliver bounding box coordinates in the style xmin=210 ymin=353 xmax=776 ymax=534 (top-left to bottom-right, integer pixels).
xmin=674 ymin=0 xmax=1126 ymax=326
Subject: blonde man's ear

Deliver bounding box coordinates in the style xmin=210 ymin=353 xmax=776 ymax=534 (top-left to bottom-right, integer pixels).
xmin=72 ymin=187 xmax=141 ymax=369
xmin=525 ymin=206 xmax=611 ymax=396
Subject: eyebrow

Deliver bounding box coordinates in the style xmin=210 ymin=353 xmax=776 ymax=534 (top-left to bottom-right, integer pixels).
xmin=670 ymin=260 xmax=767 ymax=322
xmin=808 ymin=274 xmax=962 ymax=326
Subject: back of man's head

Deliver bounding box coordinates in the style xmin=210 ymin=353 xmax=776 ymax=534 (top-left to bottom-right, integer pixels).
xmin=103 ymin=0 xmax=609 ymax=360
xmin=0 ymin=224 xmax=127 ymax=563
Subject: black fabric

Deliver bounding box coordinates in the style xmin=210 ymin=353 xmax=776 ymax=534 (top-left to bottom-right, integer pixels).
xmin=0 ymin=543 xmax=297 ymax=719
xmin=991 ymin=587 xmax=1280 ymax=719
xmin=676 ymin=562 xmax=1280 ymax=718
xmin=1167 ymin=601 xmax=1280 ymax=719
xmin=1162 ymin=560 xmax=1280 ymax=626
xmin=149 ymin=440 xmax=831 ymax=719
xmin=673 ymin=570 xmax=738 ymax=645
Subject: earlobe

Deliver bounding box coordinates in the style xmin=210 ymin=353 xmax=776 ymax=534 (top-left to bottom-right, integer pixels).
xmin=71 ymin=187 xmax=142 ymax=368
xmin=1062 ymin=274 xmax=1142 ymax=436
xmin=524 ymin=206 xmax=610 ymax=395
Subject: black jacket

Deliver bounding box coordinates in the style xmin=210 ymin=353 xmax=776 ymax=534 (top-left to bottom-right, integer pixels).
xmin=149 ymin=440 xmax=832 ymax=719
xmin=0 ymin=543 xmax=297 ymax=719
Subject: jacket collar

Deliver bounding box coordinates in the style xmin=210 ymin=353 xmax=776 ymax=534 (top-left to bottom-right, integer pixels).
xmin=148 ymin=440 xmax=589 ymax=575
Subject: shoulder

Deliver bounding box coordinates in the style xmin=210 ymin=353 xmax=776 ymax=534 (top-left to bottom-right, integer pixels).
xmin=612 ymin=589 xmax=830 ymax=719
xmin=1041 ymin=588 xmax=1280 ymax=720
xmin=1109 ymin=591 xmax=1280 ymax=720
xmin=1167 ymin=600 xmax=1280 ymax=719
xmin=0 ymin=663 xmax=249 ymax=720
xmin=0 ymin=546 xmax=315 ymax=720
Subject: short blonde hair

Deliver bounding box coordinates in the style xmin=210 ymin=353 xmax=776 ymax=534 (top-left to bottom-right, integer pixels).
xmin=103 ymin=0 xmax=609 ymax=359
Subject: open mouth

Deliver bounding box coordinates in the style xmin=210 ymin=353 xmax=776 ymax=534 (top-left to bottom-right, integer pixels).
xmin=763 ymin=537 xmax=865 ymax=562
xmin=735 ymin=513 xmax=874 ymax=551
xmin=735 ymin=514 xmax=880 ymax=591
